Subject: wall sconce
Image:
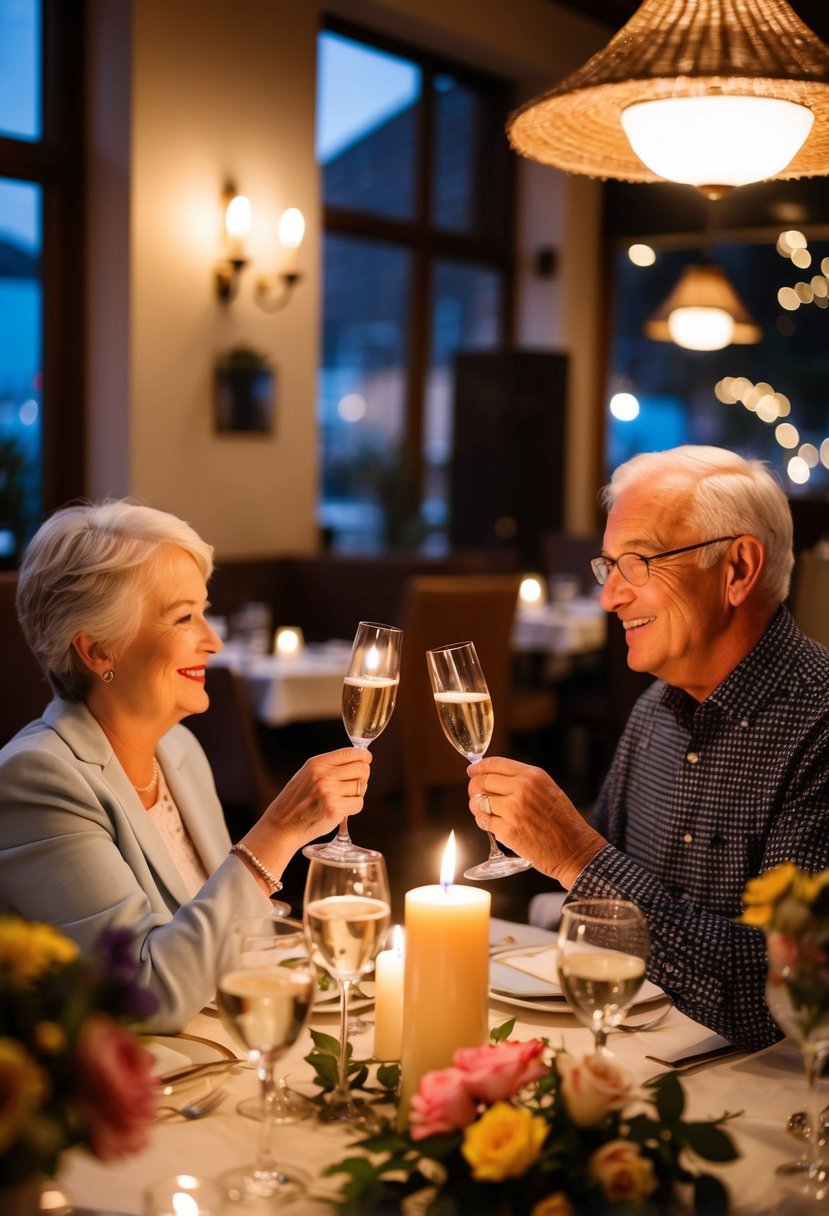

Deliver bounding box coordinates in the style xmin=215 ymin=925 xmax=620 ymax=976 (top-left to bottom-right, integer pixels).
xmin=215 ymin=187 xmax=251 ymax=302
xmin=507 ymin=0 xmax=829 ymax=197
xmin=644 ymin=261 xmax=762 ymax=352
xmin=255 ymin=208 xmax=305 ymax=313
xmin=274 ymin=626 xmax=305 ymax=658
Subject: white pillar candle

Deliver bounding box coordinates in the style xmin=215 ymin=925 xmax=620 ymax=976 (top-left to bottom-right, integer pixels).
xmin=373 ymin=925 xmax=405 ymax=1060
xmin=398 ymin=834 xmax=491 ymax=1125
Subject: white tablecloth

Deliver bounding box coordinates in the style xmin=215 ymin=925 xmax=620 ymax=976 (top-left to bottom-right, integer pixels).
xmin=213 ymin=641 xmax=352 ymax=728
xmin=512 ymin=598 xmax=607 ymax=657
xmin=59 ymin=921 xmax=824 ymax=1215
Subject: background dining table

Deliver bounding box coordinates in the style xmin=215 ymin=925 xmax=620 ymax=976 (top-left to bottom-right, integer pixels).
xmin=57 ymin=918 xmax=823 ymax=1216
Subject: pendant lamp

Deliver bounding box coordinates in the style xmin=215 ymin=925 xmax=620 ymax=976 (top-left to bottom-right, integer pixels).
xmin=507 ymin=0 xmax=829 ymax=197
xmin=644 ymin=261 xmax=763 ymax=350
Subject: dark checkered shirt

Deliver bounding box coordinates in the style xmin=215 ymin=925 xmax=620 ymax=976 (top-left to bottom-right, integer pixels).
xmin=570 ymin=606 xmax=829 ymax=1050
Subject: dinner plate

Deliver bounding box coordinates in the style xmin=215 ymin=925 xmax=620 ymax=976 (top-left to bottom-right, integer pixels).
xmin=314 ymin=979 xmax=375 ymax=1014
xmin=141 ymin=1031 xmax=236 ymax=1078
xmin=489 ymin=944 xmax=665 ymax=1012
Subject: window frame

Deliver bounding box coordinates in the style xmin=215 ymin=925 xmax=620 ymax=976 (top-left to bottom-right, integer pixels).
xmin=0 ymin=0 xmax=85 ymax=538
xmin=319 ymin=15 xmax=515 ymax=534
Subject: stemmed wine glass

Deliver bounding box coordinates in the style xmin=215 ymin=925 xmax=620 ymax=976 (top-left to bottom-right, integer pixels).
xmin=765 ymin=940 xmax=829 ymax=1201
xmin=303 ymin=853 xmax=391 ymax=1125
xmin=215 ymin=913 xmax=316 ymax=1205
xmin=426 ymin=640 xmax=532 ymax=881
xmin=557 ymin=899 xmax=650 ymax=1055
xmin=303 ymin=620 xmax=402 ymax=863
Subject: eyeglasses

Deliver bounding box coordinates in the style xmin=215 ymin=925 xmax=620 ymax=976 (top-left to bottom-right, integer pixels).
xmin=590 ymin=537 xmax=736 ymax=587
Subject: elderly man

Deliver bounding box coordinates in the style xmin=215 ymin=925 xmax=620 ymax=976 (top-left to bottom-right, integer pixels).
xmin=470 ymin=445 xmax=829 ymax=1050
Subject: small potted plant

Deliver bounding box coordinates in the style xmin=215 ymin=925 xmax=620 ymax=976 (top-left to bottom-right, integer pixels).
xmin=214 ymin=345 xmax=275 ymax=433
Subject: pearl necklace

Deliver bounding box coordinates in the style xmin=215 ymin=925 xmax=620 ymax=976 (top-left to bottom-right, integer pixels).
xmin=134 ymin=758 xmax=159 ymax=794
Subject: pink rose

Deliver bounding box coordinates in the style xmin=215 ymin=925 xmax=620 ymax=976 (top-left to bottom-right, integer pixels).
xmin=410 ymin=1066 xmax=479 ymax=1140
xmin=588 ymin=1139 xmax=657 ymax=1203
xmin=74 ymin=1014 xmax=158 ymax=1161
xmin=452 ymin=1039 xmax=548 ymax=1104
xmin=766 ymin=929 xmax=800 ymax=976
xmin=557 ymin=1052 xmax=632 ymax=1127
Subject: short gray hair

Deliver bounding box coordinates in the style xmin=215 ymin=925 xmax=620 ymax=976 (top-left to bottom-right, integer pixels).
xmin=17 ymin=499 xmax=214 ymax=701
xmin=600 ymin=445 xmax=794 ymax=604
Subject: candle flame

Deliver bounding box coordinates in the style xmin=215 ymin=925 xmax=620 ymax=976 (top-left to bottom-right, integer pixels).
xmin=393 ymin=924 xmax=404 ymax=956
xmin=440 ymin=832 xmax=456 ymax=888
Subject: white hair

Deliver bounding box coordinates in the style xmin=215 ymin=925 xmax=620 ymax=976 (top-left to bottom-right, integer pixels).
xmin=17 ymin=499 xmax=214 ymax=701
xmin=600 ymin=445 xmax=794 ymax=604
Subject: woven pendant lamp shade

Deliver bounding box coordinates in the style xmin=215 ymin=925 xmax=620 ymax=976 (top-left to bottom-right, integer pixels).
xmin=508 ymin=0 xmax=829 ymax=186
xmin=644 ymin=262 xmax=762 ymax=345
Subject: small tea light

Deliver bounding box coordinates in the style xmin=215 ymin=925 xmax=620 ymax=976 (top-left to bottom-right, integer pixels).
xmin=519 ymin=573 xmax=547 ymax=609
xmin=274 ymin=626 xmax=304 ymax=658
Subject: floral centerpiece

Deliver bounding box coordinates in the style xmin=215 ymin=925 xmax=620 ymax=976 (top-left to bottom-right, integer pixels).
xmin=315 ymin=1021 xmax=740 ymax=1215
xmin=0 ymin=917 xmax=159 ymax=1198
xmin=740 ymin=862 xmax=829 ymax=1042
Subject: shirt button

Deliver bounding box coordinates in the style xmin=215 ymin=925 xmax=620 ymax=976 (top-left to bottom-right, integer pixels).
xmin=683 ymin=832 xmax=693 ymax=844
xmin=687 ymin=751 xmax=700 ymax=764
xmin=665 ymin=963 xmax=675 ymax=973
xmin=740 ymin=719 xmax=750 ymax=729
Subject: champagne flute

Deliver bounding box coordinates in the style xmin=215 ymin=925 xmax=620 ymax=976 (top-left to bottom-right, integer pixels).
xmin=304 ymin=620 xmax=402 ymax=863
xmin=215 ymin=914 xmax=316 ymax=1205
xmin=557 ymin=899 xmax=650 ymax=1054
xmin=303 ymin=853 xmax=391 ymax=1125
xmin=427 ymin=640 xmax=532 ymax=881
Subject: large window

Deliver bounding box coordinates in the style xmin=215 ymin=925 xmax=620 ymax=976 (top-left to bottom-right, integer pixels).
xmin=604 ymin=179 xmax=829 ymax=499
xmin=316 ymin=22 xmax=513 ymax=553
xmin=0 ymin=0 xmax=84 ymax=565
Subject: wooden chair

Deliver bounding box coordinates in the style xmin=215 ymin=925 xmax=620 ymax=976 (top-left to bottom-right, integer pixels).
xmin=0 ymin=572 xmax=52 ymax=745
xmin=790 ymin=549 xmax=829 ymax=648
xmin=368 ymin=573 xmax=522 ymax=830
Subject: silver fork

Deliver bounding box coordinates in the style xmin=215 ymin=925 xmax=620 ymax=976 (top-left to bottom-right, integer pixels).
xmin=156 ymin=1085 xmax=228 ymax=1121
xmin=617 ymin=998 xmax=675 ymax=1032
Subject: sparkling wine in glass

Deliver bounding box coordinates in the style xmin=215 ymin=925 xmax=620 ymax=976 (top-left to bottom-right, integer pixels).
xmin=303 ymin=620 xmax=402 ymax=864
xmin=216 ymin=914 xmax=316 ymax=1206
xmin=766 ymin=938 xmax=829 ymax=1201
xmin=427 ymin=640 xmax=532 ymax=881
xmin=303 ymin=853 xmax=391 ymax=1126
xmin=557 ymin=899 xmax=650 ymax=1054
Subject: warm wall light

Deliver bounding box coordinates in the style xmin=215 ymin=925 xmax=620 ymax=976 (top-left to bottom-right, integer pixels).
xmin=644 ymin=262 xmax=762 ymax=351
xmin=507 ymin=0 xmax=829 ymax=197
xmin=255 ymin=208 xmax=306 ymax=313
xmin=274 ymin=626 xmax=305 ymax=658
xmin=518 ymin=574 xmax=547 ymax=608
xmin=215 ymin=187 xmax=251 ymax=302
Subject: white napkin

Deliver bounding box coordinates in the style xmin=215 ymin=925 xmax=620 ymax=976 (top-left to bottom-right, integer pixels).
xmin=496 ymin=946 xmax=560 ymax=985
xmin=143 ymin=1039 xmax=194 ymax=1077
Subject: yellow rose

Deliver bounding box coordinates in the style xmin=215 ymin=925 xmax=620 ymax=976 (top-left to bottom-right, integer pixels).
xmin=531 ymin=1193 xmax=574 ymax=1216
xmin=0 ymin=918 xmax=78 ymax=984
xmin=588 ymin=1139 xmax=657 ymax=1204
xmin=742 ymin=864 xmax=796 ymax=908
xmin=740 ymin=904 xmax=772 ymax=927
xmin=461 ymin=1102 xmax=547 ymax=1182
xmin=0 ymin=1037 xmax=49 ymax=1153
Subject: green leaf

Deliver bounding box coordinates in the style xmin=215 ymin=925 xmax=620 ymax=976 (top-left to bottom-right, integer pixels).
xmin=309 ymin=1028 xmax=341 ymax=1056
xmin=652 ymin=1072 xmax=685 ymax=1124
xmin=490 ymin=1017 xmax=516 ymax=1042
xmin=693 ymin=1171 xmax=730 ymax=1216
xmin=685 ymin=1122 xmax=740 ymax=1162
xmin=376 ymin=1062 xmax=400 ymax=1090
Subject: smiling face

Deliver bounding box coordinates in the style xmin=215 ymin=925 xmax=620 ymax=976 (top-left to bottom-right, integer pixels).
xmin=598 ymin=474 xmax=739 ymax=700
xmin=108 ymin=546 xmax=222 ymax=732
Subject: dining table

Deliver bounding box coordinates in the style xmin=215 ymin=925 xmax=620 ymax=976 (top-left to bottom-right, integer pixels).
xmin=56 ymin=917 xmax=823 ymax=1216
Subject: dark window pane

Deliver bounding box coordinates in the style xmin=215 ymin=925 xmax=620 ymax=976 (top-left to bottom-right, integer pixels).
xmin=319 ymin=233 xmax=412 ymax=551
xmin=317 ymin=31 xmax=421 ymax=222
xmin=423 ymin=258 xmax=502 ymax=544
xmin=0 ymin=176 xmax=42 ymax=561
xmin=431 ymin=73 xmax=506 ymax=236
xmin=607 ymin=240 xmax=829 ymax=497
xmin=0 ymin=0 xmax=40 ymax=141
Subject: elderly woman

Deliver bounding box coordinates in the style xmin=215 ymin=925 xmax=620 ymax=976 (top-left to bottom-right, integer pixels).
xmin=0 ymin=499 xmax=370 ymax=1031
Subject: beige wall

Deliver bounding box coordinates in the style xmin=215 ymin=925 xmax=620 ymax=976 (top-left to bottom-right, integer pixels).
xmin=85 ymin=0 xmax=607 ymax=556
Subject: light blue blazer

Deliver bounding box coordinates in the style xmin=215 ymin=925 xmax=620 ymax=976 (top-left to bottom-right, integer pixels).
xmin=0 ymin=699 xmax=272 ymax=1031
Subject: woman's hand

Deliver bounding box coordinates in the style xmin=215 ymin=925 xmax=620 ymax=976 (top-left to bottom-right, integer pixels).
xmin=466 ymin=757 xmax=605 ymax=889
xmin=241 ymin=748 xmax=372 ymax=877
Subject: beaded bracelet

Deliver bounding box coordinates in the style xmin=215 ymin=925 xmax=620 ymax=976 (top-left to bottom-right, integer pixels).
xmin=230 ymin=842 xmax=284 ymax=896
